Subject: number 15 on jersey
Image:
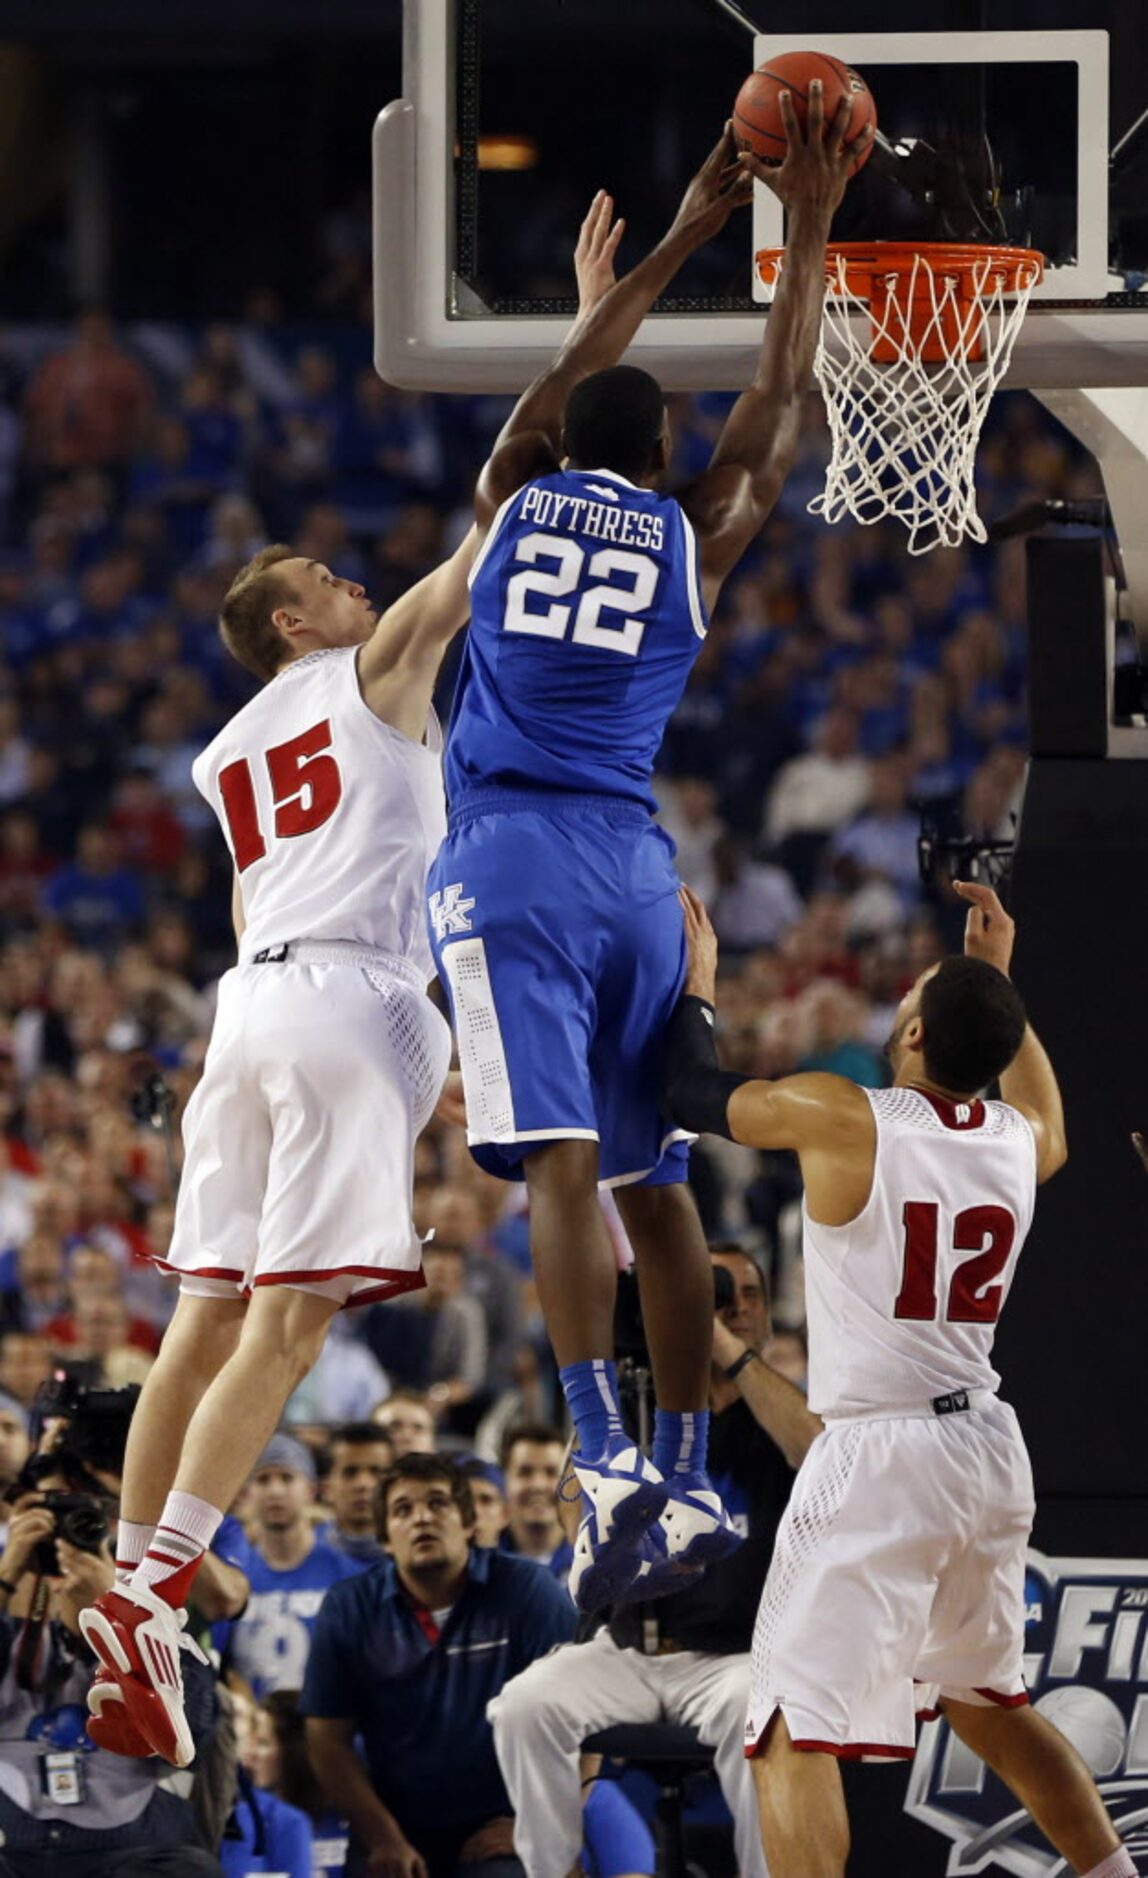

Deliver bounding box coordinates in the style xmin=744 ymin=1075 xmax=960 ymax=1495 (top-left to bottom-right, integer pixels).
xmin=219 ymin=719 xmax=344 ymax=871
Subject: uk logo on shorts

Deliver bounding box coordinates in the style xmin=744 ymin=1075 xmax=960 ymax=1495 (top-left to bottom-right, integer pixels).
xmin=429 ymin=883 xmax=476 ymax=942
xmin=906 ymin=1548 xmax=1148 ymax=1873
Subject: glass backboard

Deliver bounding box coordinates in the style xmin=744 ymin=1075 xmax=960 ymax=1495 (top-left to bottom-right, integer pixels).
xmin=374 ymin=0 xmax=1148 ymax=392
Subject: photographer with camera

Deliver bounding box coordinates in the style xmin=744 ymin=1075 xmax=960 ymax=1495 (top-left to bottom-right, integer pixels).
xmin=489 ymin=1250 xmax=820 ymax=1878
xmin=0 ymin=1379 xmax=226 ymax=1878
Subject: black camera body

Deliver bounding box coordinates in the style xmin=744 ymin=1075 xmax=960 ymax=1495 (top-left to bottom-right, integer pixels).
xmin=4 ymin=1375 xmax=137 ymax=1578
xmin=31 ymin=1374 xmax=139 ymax=1478
xmin=30 ymin=1488 xmax=110 ymax=1579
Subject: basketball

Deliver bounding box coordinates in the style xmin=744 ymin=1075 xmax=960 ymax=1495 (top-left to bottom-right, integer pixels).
xmin=733 ymin=51 xmax=876 ymax=174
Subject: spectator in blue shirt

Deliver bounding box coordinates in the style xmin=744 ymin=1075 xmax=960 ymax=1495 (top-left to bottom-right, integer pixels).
xmin=302 ymin=1452 xmax=576 ymax=1878
xmin=249 ymin=1690 xmax=349 ymax=1878
xmin=41 ymin=823 xmax=145 ymax=951
xmin=498 ymin=1426 xmax=573 ymax=1586
xmin=222 ymin=1688 xmax=313 ymax=1878
xmin=220 ymin=1770 xmax=313 ymax=1878
xmin=220 ymin=1434 xmax=358 ymax=1699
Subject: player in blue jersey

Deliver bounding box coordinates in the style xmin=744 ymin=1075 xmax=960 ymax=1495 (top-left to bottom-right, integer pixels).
xmin=429 ymin=88 xmax=872 ymax=1612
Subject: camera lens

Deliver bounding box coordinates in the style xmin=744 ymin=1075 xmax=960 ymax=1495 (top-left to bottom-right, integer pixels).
xmin=56 ymin=1499 xmax=109 ymax=1554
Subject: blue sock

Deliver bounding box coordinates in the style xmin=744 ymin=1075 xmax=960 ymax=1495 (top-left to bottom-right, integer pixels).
xmin=653 ymin=1408 xmax=710 ymax=1479
xmin=560 ymin=1360 xmax=622 ymax=1460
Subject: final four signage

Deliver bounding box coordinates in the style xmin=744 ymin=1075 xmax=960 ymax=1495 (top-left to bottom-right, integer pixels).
xmin=906 ymin=1550 xmax=1148 ymax=1874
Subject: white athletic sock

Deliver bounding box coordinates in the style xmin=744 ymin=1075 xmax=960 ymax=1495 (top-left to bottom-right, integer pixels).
xmin=1080 ymin=1849 xmax=1138 ymax=1878
xmin=115 ymin=1519 xmax=156 ymax=1584
xmin=131 ymin=1489 xmax=223 ymax=1607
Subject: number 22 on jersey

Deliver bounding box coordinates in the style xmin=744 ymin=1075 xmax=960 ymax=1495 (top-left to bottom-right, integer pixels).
xmin=219 ymin=719 xmax=343 ymax=871
xmin=503 ymin=532 xmax=660 ymax=656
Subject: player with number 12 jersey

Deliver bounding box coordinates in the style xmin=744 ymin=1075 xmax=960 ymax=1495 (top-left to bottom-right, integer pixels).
xmin=663 ymin=882 xmax=1136 ymax=1878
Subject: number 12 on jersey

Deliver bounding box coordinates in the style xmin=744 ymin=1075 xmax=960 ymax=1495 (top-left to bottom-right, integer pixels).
xmin=895 ymin=1201 xmax=1016 ymax=1325
xmin=219 ymin=719 xmax=343 ymax=871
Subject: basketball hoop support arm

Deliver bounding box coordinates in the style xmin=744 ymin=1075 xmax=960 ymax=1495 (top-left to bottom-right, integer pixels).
xmin=1036 ymin=388 xmax=1148 ymax=747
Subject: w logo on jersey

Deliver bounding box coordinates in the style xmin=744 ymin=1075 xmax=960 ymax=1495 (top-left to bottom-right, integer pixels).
xmin=906 ymin=1548 xmax=1148 ymax=1872
xmin=429 ymin=883 xmax=476 ymax=941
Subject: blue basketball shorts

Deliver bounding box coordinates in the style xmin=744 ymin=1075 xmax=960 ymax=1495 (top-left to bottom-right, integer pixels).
xmin=427 ymin=791 xmax=693 ymax=1188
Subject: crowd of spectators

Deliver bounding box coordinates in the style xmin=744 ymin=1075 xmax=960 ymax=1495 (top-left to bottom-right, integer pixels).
xmin=0 ymin=306 xmax=1101 ymax=1872
xmin=0 ymin=307 xmax=1102 ymax=1379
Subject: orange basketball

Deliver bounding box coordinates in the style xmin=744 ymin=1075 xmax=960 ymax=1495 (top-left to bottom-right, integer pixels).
xmin=733 ymin=50 xmax=876 ymax=175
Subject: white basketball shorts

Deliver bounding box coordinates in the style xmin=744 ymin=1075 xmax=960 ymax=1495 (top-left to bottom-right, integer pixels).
xmin=745 ymin=1396 xmax=1034 ymax=1761
xmin=161 ymin=942 xmax=452 ymax=1307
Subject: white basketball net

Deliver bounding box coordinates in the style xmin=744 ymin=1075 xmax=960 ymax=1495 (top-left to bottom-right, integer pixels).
xmin=798 ymin=249 xmax=1041 ymax=556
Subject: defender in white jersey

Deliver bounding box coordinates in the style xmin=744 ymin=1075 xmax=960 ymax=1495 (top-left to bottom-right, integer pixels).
xmin=664 ymin=884 xmax=1136 ymax=1878
xmin=74 ymin=194 xmax=652 ymax=1776
xmin=75 ymin=536 xmax=473 ymax=1769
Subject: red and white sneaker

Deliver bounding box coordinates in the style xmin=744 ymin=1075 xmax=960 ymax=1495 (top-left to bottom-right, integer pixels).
xmin=86 ymin=1670 xmax=155 ymax=1758
xmin=79 ymin=1583 xmax=201 ymax=1768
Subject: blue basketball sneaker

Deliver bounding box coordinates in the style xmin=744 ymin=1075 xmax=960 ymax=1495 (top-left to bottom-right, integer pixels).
xmin=612 ymin=1520 xmax=705 ymax=1607
xmin=566 ymin=1437 xmax=667 ymax=1613
xmin=658 ymin=1471 xmax=744 ymax=1570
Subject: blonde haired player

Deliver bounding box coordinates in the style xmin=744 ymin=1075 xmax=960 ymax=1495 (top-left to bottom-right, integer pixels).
xmin=77 ymin=197 xmax=627 ymax=1770
xmin=664 ymin=882 xmax=1136 ymax=1878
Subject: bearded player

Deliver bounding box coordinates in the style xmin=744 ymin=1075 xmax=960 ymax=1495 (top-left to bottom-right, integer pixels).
xmin=664 ymin=881 xmax=1136 ymax=1878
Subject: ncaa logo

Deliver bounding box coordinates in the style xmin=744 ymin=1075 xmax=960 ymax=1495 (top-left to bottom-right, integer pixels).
xmin=906 ymin=1549 xmax=1148 ymax=1872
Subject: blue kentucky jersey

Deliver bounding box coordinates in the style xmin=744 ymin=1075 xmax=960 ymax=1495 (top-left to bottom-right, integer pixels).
xmin=219 ymin=1541 xmax=361 ymax=1700
xmin=446 ymin=467 xmax=708 ymax=810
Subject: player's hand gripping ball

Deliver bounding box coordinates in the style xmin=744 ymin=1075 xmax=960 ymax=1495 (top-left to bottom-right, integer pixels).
xmin=734 ymin=50 xmax=876 ymax=176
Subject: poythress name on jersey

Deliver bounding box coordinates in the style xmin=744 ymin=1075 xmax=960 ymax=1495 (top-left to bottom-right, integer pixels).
xmin=906 ymin=1549 xmax=1148 ymax=1875
xmin=518 ymin=482 xmax=667 ymax=551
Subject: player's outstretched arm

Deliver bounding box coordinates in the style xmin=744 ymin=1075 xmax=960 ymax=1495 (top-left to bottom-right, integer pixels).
xmin=954 ymin=880 xmax=1068 ymax=1183
xmin=663 ymin=886 xmax=871 ymax=1156
xmin=356 ymin=526 xmax=477 ymax=736
xmin=355 ymin=197 xmax=631 ymax=734
xmin=474 ymin=134 xmax=753 ymax=529
xmin=680 ymin=83 xmax=873 ymax=611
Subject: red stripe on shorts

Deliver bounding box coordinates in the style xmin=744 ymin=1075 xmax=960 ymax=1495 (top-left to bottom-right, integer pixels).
xmin=790 ymin=1739 xmax=916 ymax=1761
xmin=973 ymin=1687 xmax=1030 ymax=1708
xmin=745 ymin=1735 xmax=915 ymax=1761
xmin=152 ymin=1258 xmax=246 ymax=1281
xmin=252 ymin=1264 xmax=428 ymax=1306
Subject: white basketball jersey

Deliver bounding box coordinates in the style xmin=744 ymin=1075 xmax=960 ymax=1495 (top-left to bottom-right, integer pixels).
xmin=193 ymin=647 xmax=446 ymax=980
xmin=804 ymin=1085 xmax=1038 ymax=1418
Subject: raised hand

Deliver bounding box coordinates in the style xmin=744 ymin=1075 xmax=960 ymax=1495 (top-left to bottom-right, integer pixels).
xmin=737 ymin=80 xmax=873 ymax=220
xmin=671 ymin=122 xmax=755 ymax=244
xmin=953 ymin=878 xmax=1016 ymax=977
xmin=574 ymin=191 xmax=626 ymax=319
